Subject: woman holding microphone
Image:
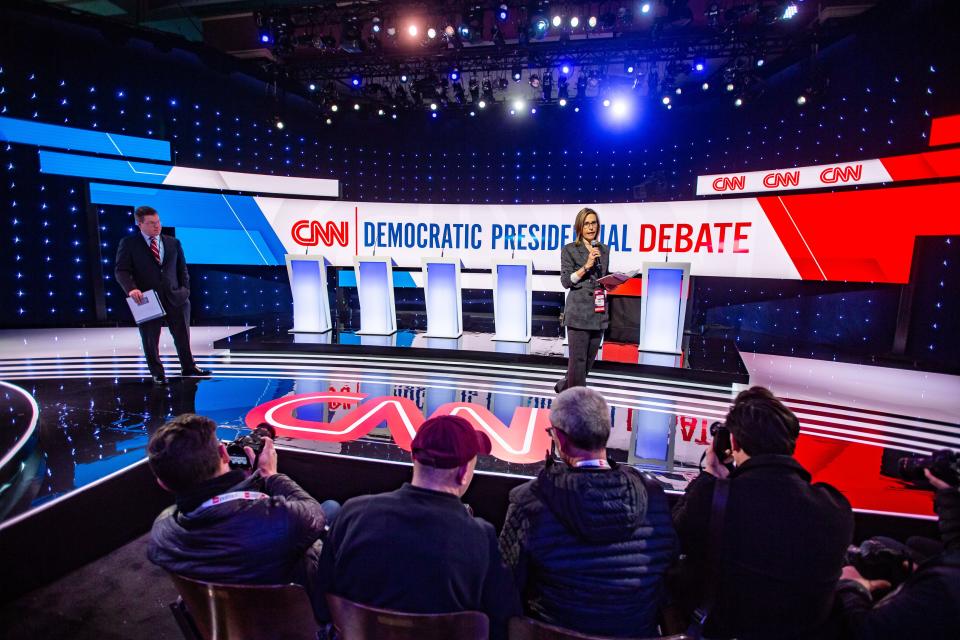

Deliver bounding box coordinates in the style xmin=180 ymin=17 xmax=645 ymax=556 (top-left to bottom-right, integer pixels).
xmin=556 ymin=207 xmax=610 ymax=392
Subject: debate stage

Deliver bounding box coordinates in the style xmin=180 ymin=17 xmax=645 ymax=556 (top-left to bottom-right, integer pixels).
xmin=1 ymin=325 xmax=958 ymax=599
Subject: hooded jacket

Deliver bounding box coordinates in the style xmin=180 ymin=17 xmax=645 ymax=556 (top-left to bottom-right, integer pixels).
xmin=499 ymin=458 xmax=677 ymax=638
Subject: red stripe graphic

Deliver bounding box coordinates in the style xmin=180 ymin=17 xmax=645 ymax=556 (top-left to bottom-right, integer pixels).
xmin=930 ymin=115 xmax=960 ymax=147
xmin=880 ymin=147 xmax=960 ymax=181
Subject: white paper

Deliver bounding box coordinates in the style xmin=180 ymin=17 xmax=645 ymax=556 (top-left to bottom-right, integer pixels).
xmin=126 ymin=289 xmax=166 ymax=324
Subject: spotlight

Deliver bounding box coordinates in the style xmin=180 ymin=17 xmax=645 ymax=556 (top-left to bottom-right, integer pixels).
xmin=694 ymin=61 xmax=705 ymax=72
xmin=512 ymin=65 xmax=522 ymax=82
xmin=701 ymin=82 xmax=710 ymax=90
xmin=510 ymin=109 xmax=516 ymax=116
xmin=726 ymin=82 xmax=735 ymax=92
xmin=570 ymin=16 xmax=580 ymax=28
xmin=756 ymin=57 xmax=765 ymax=68
xmin=432 ymin=112 xmax=438 ymax=118
xmin=308 ymin=83 xmax=317 ymax=91
xmin=641 ymin=3 xmax=652 ymax=14
xmin=611 ymin=99 xmax=629 ymax=117
xmin=535 ymin=18 xmax=548 ymax=32
xmin=470 ymin=110 xmax=476 ymax=116
xmin=675 ymin=87 xmax=682 ymax=95
xmin=625 ymin=59 xmax=636 ymax=74
xmin=400 ymin=74 xmax=409 ymax=83
xmin=259 ymin=30 xmax=272 ymax=45
xmin=782 ymin=3 xmax=799 ymax=20
xmin=662 ymin=96 xmax=671 ymax=105
xmin=459 ymin=25 xmax=471 ymax=38
xmin=408 ymin=25 xmax=418 ymax=37
xmin=559 ymin=98 xmax=567 ymax=106
xmin=478 ymin=99 xmax=487 ymax=109
xmin=560 ymin=63 xmax=572 ymax=75
xmin=602 ymin=98 xmax=611 ymax=107
xmin=274 ymin=118 xmax=284 ymax=130
xmin=588 ymin=16 xmax=598 ymax=28
xmin=371 ymin=18 xmax=381 ymax=33
xmin=350 ymin=76 xmax=362 ymax=87
xmin=427 ymin=27 xmax=437 ymax=39
xmin=531 ymin=107 xmax=537 ymax=114
xmin=430 ymin=102 xmax=438 ymax=111
xmin=450 ymin=69 xmax=460 ymax=81
xmin=796 ymin=94 xmax=807 ymax=105
xmin=353 ymin=103 xmax=360 ymax=110
xmin=734 ymin=97 xmax=744 ymax=107
xmin=552 ymin=15 xmax=562 ymax=27
xmin=498 ymin=4 xmax=509 ymax=21
xmin=513 ymin=99 xmax=526 ymax=111
xmin=392 ymin=113 xmax=398 ymax=119
xmin=330 ymin=104 xmax=339 ymax=112
xmin=378 ymin=108 xmax=385 ymax=116
xmin=574 ymin=106 xmax=580 ymax=112
xmin=325 ymin=118 xmax=332 ymax=125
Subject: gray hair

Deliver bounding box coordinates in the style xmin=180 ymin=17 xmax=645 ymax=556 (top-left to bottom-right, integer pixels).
xmin=550 ymin=387 xmax=611 ymax=451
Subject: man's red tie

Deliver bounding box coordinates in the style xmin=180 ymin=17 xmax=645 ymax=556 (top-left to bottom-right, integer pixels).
xmin=150 ymin=236 xmax=161 ymax=265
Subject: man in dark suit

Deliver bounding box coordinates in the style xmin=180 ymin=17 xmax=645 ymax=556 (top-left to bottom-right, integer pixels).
xmin=115 ymin=206 xmax=209 ymax=385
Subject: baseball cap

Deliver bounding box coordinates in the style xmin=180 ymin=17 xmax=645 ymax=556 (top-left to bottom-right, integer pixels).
xmin=411 ymin=415 xmax=492 ymax=469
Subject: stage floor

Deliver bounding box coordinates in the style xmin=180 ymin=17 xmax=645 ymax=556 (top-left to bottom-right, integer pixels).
xmin=1 ymin=326 xmax=958 ymax=526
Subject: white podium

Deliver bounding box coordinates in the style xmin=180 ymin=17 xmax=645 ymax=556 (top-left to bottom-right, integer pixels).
xmin=638 ymin=262 xmax=691 ymax=354
xmin=492 ymin=260 xmax=533 ymax=343
xmin=421 ymin=257 xmax=463 ymax=338
xmin=354 ymin=256 xmax=398 ymax=335
xmin=285 ymin=254 xmax=332 ymax=333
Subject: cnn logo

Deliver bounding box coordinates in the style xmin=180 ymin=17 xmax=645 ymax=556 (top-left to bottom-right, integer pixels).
xmin=291 ymin=220 xmax=350 ymax=247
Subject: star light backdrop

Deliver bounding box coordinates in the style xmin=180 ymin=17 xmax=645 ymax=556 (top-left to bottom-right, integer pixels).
xmin=1 ymin=6 xmax=957 ymax=368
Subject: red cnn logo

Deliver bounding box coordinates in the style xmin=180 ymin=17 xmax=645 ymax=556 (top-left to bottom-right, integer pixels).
xmin=762 ymin=170 xmax=801 ymax=189
xmin=291 ymin=220 xmax=350 ymax=247
xmin=711 ymin=176 xmax=746 ymax=192
xmin=819 ymin=164 xmax=863 ymax=184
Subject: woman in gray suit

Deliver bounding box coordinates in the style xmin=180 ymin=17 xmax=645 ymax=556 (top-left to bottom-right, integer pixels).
xmin=557 ymin=207 xmax=610 ymax=391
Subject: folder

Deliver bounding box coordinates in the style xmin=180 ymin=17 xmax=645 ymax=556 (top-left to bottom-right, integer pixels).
xmin=126 ymin=289 xmax=166 ymax=324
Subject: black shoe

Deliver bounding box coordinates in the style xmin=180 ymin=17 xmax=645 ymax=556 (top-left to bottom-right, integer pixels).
xmin=152 ymin=374 xmax=168 ymax=385
xmin=182 ymin=367 xmax=211 ymax=377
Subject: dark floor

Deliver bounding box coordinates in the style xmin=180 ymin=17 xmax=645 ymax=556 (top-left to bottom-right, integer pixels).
xmin=0 ymin=533 xmax=182 ymax=640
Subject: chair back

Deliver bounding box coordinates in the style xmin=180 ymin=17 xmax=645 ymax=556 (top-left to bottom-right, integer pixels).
xmin=508 ymin=616 xmax=692 ymax=640
xmin=168 ymin=573 xmax=319 ymax=640
xmin=326 ymin=593 xmax=489 ymax=640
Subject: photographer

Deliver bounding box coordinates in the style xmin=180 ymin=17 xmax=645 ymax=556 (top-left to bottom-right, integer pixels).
xmin=837 ymin=464 xmax=960 ymax=639
xmin=671 ymin=387 xmax=854 ymax=639
xmin=146 ymin=414 xmax=338 ymax=616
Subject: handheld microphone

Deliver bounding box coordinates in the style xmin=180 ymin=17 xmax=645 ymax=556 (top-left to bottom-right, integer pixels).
xmin=590 ymin=239 xmax=599 ymax=273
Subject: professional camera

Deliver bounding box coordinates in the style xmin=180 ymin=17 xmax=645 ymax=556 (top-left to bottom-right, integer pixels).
xmin=845 ymin=538 xmax=913 ymax=588
xmin=710 ymin=421 xmax=732 ymax=460
xmin=897 ymin=449 xmax=960 ymax=487
xmin=225 ymin=423 xmax=277 ymax=470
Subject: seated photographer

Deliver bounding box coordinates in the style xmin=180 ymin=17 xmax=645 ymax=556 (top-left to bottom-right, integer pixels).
xmin=671 ymin=386 xmax=854 ymax=639
xmin=498 ymin=387 xmax=677 ymax=638
xmin=146 ymin=414 xmax=339 ymax=610
xmin=836 ymin=461 xmax=960 ymax=639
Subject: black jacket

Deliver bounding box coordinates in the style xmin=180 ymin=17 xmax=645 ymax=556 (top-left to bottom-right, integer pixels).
xmin=560 ymin=240 xmax=610 ymax=330
xmin=836 ymin=488 xmax=960 ymax=639
xmin=314 ymin=483 xmax=521 ymax=640
xmin=115 ymin=233 xmax=191 ymax=307
xmin=499 ymin=459 xmax=677 ymax=638
xmin=148 ymin=471 xmax=328 ymax=586
xmin=672 ymin=455 xmax=854 ymax=639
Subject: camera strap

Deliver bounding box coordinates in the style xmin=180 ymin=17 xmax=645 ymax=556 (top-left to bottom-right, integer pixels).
xmin=196 ymin=490 xmax=268 ymax=513
xmin=687 ymin=477 xmax=730 ymax=639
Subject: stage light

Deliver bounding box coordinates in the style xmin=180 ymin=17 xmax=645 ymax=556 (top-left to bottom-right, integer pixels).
xmin=459 ymin=25 xmax=471 ymax=38
xmin=531 ymin=107 xmax=537 ymax=114
xmin=372 ymin=18 xmax=381 ymax=33
xmin=796 ymin=95 xmax=807 ymax=105
xmin=259 ymin=31 xmax=272 ymax=45
xmin=392 ymin=113 xmax=398 ymax=119
xmin=378 ymin=108 xmax=385 ymax=116
xmin=570 ymin=16 xmax=580 ymax=28
xmin=478 ymin=99 xmax=487 ymax=109
xmin=427 ymin=27 xmax=437 ymax=39
xmin=559 ymin=98 xmax=567 ymax=106
xmin=625 ymin=59 xmax=636 ymax=74
xmin=450 ymin=69 xmax=460 ymax=81
xmin=726 ymin=82 xmax=735 ymax=92
xmin=782 ymin=3 xmax=798 ymax=20
xmin=552 ymin=15 xmax=562 ymax=27
xmin=308 ymin=83 xmax=317 ymax=91
xmin=498 ymin=4 xmax=509 ymax=21
xmin=512 ymin=65 xmax=522 ymax=82
xmin=588 ymin=16 xmax=598 ymax=28
xmin=470 ymin=110 xmax=476 ymax=116
xmin=275 ymin=118 xmax=284 ymax=130
xmin=330 ymin=104 xmax=339 ymax=112
xmin=353 ymin=103 xmax=360 ymax=110
xmin=430 ymin=102 xmax=438 ymax=110
xmin=513 ymin=99 xmax=526 ymax=111
xmin=350 ymin=76 xmax=362 ymax=87
xmin=535 ymin=18 xmax=548 ymax=32
xmin=675 ymin=87 xmax=682 ymax=95
xmin=602 ymin=98 xmax=611 ymax=107
xmin=432 ymin=112 xmax=438 ymax=118
xmin=662 ymin=96 xmax=671 ymax=105
xmin=560 ymin=63 xmax=572 ymax=75
xmin=510 ymin=109 xmax=516 ymax=115
xmin=400 ymin=74 xmax=409 ymax=83
xmin=702 ymin=82 xmax=710 ymax=90
xmin=641 ymin=3 xmax=652 ymax=14
xmin=694 ymin=61 xmax=705 ymax=72
xmin=574 ymin=106 xmax=580 ymax=112
xmin=408 ymin=25 xmax=418 ymax=37
xmin=756 ymin=57 xmax=765 ymax=68
xmin=611 ymin=99 xmax=629 ymax=118
xmin=734 ymin=97 xmax=743 ymax=107
xmin=325 ymin=117 xmax=332 ymax=125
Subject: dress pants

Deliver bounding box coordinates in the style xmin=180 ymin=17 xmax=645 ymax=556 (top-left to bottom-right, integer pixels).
xmin=139 ymin=299 xmax=196 ymax=376
xmin=562 ymin=327 xmax=604 ymax=390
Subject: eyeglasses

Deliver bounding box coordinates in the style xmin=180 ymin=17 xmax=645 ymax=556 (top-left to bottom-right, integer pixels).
xmin=582 ymin=221 xmax=599 ymax=227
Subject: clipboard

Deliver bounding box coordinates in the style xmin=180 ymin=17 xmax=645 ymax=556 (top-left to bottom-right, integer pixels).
xmin=126 ymin=289 xmax=166 ymax=324
xmin=598 ymin=269 xmax=641 ymax=287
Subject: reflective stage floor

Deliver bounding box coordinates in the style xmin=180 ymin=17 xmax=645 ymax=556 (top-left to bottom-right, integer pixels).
xmin=1 ymin=327 xmax=958 ymax=527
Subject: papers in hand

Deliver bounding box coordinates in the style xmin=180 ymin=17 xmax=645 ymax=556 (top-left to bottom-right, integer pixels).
xmin=126 ymin=289 xmax=166 ymax=324
xmin=598 ymin=269 xmax=641 ymax=287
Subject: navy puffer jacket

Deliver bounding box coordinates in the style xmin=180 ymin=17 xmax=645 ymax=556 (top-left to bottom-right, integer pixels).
xmin=499 ymin=458 xmax=677 ymax=638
